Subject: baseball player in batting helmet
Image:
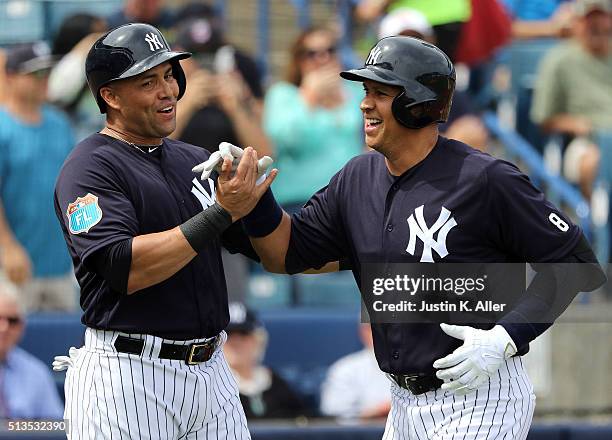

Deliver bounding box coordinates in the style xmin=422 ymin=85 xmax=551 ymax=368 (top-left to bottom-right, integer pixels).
xmin=340 ymin=36 xmax=455 ymax=130
xmin=86 ymin=22 xmax=190 ymax=113
xmin=209 ymin=36 xmax=605 ymax=439
xmin=53 ymin=23 xmax=276 ymax=438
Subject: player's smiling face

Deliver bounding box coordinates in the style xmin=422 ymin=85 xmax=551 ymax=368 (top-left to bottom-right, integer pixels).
xmin=100 ymin=62 xmax=179 ymax=143
xmin=360 ymin=79 xmax=406 ymax=153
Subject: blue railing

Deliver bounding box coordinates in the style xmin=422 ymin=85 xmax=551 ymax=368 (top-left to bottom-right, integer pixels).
xmin=592 ymin=132 xmax=612 ymax=263
xmin=483 ymin=112 xmax=591 ymax=237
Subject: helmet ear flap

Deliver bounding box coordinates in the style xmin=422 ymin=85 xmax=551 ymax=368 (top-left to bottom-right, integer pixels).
xmin=97 ymin=92 xmax=108 ymax=114
xmin=172 ymin=60 xmax=187 ymax=101
xmin=392 ymin=90 xmax=441 ymax=129
xmin=392 ymin=90 xmax=411 ymax=128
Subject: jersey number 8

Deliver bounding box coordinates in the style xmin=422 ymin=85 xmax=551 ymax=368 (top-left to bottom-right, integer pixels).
xmin=549 ymin=212 xmax=569 ymax=232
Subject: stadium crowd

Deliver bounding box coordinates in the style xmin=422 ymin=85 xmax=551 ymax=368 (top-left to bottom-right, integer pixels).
xmin=0 ymin=0 xmax=610 ymax=422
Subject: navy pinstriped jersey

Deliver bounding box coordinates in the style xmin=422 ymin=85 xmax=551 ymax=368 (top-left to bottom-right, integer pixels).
xmin=54 ymin=134 xmax=243 ymax=340
xmin=286 ymin=136 xmax=582 ymax=374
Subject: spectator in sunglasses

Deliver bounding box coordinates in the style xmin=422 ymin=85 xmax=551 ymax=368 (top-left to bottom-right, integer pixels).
xmin=0 ymin=277 xmax=63 ymax=419
xmin=263 ymin=27 xmax=364 ymax=212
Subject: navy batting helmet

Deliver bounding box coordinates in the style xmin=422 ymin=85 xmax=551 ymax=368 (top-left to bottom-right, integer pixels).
xmin=86 ymin=23 xmax=191 ymax=113
xmin=340 ymin=36 xmax=455 ymax=129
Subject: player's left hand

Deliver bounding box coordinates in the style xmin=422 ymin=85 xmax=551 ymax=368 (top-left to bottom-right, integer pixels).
xmin=216 ymin=147 xmax=278 ymax=222
xmin=192 ymin=142 xmax=273 ymax=182
xmin=433 ymin=323 xmax=517 ymax=395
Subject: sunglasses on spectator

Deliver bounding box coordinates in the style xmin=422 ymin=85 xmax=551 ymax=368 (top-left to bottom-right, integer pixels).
xmin=0 ymin=316 xmax=22 ymax=326
xmin=301 ymin=46 xmax=337 ymax=59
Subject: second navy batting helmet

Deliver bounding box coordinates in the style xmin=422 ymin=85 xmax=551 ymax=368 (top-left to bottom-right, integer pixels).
xmin=340 ymin=36 xmax=455 ymax=129
xmin=86 ymin=23 xmax=192 ymax=113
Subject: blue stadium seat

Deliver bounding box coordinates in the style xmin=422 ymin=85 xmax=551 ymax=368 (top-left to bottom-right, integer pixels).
xmin=19 ymin=312 xmax=84 ymax=402
xmin=526 ymin=425 xmax=566 ymax=440
xmin=247 ymin=272 xmax=292 ymax=308
xmin=19 ymin=312 xmax=85 ymax=368
xmin=260 ymin=308 xmax=363 ymax=411
xmin=515 ymin=85 xmax=551 ymax=153
xmin=296 ymin=272 xmax=360 ymax=307
xmin=567 ymin=424 xmax=612 ymax=440
xmin=251 ymin=425 xmax=385 ymax=440
xmin=0 ymin=0 xmax=44 ymax=45
xmin=504 ymin=39 xmax=560 ymax=93
xmin=502 ymin=39 xmax=561 ymax=152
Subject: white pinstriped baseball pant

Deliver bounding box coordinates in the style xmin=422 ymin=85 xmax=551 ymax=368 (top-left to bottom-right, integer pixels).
xmin=63 ymin=328 xmax=250 ymax=439
xmin=383 ymin=357 xmax=535 ymax=440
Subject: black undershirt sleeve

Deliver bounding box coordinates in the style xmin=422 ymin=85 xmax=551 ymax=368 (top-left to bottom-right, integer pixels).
xmin=500 ymin=233 xmax=606 ymax=352
xmin=339 ymin=257 xmax=352 ymax=271
xmin=221 ymin=222 xmax=261 ymax=262
xmin=89 ymin=238 xmax=133 ymax=294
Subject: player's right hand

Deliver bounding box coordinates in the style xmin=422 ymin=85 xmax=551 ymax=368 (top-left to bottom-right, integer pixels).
xmin=433 ymin=323 xmax=517 ymax=395
xmin=215 ymin=147 xmax=278 ymax=222
xmin=0 ymin=240 xmax=32 ymax=285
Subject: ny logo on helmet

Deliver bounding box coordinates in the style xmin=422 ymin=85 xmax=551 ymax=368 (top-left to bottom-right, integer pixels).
xmin=144 ymin=33 xmax=164 ymax=52
xmin=366 ymin=47 xmax=383 ymax=65
xmin=406 ymin=205 xmax=457 ymax=263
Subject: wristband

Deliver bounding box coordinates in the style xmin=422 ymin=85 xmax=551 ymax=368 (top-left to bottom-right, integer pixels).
xmin=180 ymin=202 xmax=232 ymax=252
xmin=242 ymin=188 xmax=283 ymax=237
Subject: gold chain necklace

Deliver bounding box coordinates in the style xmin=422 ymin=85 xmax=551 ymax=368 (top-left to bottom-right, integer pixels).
xmin=102 ymin=127 xmax=162 ymax=153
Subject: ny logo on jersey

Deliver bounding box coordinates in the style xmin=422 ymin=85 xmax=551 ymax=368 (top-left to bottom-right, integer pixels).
xmin=406 ymin=205 xmax=457 ymax=263
xmin=191 ymin=178 xmax=216 ymax=210
xmin=144 ymin=32 xmax=163 ymax=52
xmin=366 ymin=46 xmax=383 ymax=65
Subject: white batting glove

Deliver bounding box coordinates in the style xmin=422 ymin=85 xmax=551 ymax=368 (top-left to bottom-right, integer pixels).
xmin=192 ymin=142 xmax=273 ymax=182
xmin=52 ymin=346 xmax=81 ymax=372
xmin=433 ymin=323 xmax=517 ymax=395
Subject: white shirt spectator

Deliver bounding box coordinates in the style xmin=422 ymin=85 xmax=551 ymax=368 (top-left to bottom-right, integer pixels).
xmin=320 ymin=347 xmax=391 ymax=419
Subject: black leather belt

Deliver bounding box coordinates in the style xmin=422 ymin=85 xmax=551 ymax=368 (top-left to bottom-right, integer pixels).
xmin=390 ymin=373 xmax=443 ymax=395
xmin=114 ymin=335 xmax=220 ymax=365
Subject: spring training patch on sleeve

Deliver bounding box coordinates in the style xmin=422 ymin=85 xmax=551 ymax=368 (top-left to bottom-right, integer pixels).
xmin=66 ymin=193 xmax=103 ymax=234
